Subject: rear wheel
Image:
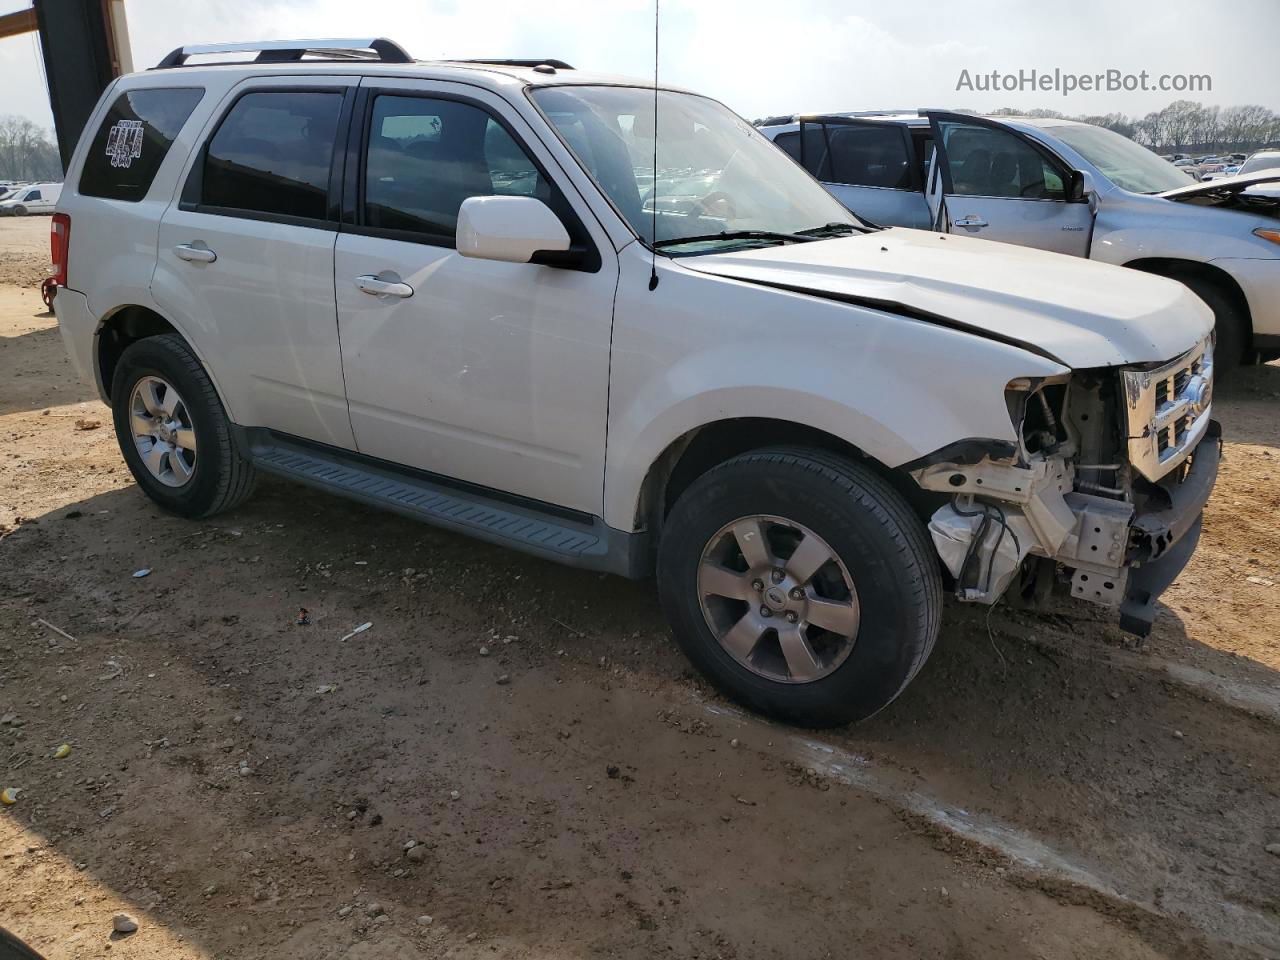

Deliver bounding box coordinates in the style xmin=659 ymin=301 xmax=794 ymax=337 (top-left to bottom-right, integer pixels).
xmin=657 ymin=448 xmax=942 ymax=727
xmin=111 ymin=334 xmax=256 ymax=518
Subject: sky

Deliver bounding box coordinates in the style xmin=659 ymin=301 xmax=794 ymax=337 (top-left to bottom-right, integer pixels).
xmin=2 ymin=0 xmax=1278 ymax=133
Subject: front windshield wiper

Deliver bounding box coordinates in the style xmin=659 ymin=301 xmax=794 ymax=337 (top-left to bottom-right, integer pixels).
xmin=652 ymin=230 xmax=819 ymax=250
xmin=796 ymin=221 xmax=877 ymax=237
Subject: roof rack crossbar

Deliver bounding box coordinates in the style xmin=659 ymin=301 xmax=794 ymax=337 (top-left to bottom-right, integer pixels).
xmin=453 ymin=58 xmax=575 ymax=70
xmin=156 ymin=38 xmax=412 ymax=69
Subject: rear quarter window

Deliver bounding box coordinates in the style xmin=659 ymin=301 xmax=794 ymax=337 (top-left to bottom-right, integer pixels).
xmin=78 ymin=87 xmax=205 ymax=202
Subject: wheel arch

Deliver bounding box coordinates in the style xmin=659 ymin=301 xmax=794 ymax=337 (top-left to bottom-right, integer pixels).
xmin=1124 ymin=257 xmax=1253 ymax=349
xmin=94 ymin=304 xmax=235 ymax=418
xmin=633 ymin=417 xmax=936 ymax=550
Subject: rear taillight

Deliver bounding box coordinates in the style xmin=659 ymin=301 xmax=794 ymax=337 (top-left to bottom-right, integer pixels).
xmin=51 ymin=213 xmax=70 ymax=287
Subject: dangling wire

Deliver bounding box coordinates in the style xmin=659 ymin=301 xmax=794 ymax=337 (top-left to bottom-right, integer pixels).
xmin=648 ymin=0 xmax=660 ymax=291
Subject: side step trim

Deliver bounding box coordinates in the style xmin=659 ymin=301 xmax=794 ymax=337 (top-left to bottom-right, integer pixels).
xmin=238 ymin=429 xmax=647 ymax=578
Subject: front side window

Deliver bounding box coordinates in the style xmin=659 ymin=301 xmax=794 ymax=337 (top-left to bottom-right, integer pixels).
xmin=79 ymin=87 xmax=204 ymax=202
xmin=938 ymin=121 xmax=1066 ymax=200
xmin=25 ymin=190 xmax=41 ymax=201
xmin=201 ymin=90 xmax=343 ymax=220
xmin=363 ymin=95 xmax=549 ymax=240
xmin=531 ymin=86 xmax=861 ymax=251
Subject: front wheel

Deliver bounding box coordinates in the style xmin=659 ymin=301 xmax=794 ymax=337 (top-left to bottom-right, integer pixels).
xmin=11 ymin=205 xmax=27 ymax=216
xmin=657 ymin=448 xmax=942 ymax=727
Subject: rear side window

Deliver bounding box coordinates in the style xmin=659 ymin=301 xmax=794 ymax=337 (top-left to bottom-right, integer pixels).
xmin=201 ymin=91 xmax=343 ymax=221
xmin=78 ymin=87 xmax=204 ymax=202
xmin=773 ymin=132 xmax=801 ymax=162
xmin=798 ymin=123 xmax=912 ymax=189
xmin=363 ymin=95 xmax=549 ymax=241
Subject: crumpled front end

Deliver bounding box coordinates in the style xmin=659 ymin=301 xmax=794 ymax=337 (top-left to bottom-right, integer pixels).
xmin=909 ymin=336 xmax=1220 ymax=636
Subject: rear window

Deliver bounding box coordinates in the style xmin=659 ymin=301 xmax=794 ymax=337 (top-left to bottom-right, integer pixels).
xmin=78 ymin=87 xmax=204 ymax=202
xmin=200 ymin=90 xmax=343 ymax=221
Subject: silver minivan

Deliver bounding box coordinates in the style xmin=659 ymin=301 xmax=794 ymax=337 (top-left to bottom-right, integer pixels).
xmin=760 ymin=112 xmax=1280 ymax=370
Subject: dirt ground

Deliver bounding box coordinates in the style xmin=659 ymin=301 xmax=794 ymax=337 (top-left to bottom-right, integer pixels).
xmin=1 ymin=215 xmax=1278 ymax=960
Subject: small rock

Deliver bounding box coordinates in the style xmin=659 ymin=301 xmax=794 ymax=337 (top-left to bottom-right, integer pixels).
xmin=465 ymin=932 xmax=478 ymax=942
xmin=338 ymin=906 xmax=353 ymax=918
xmin=1265 ymin=843 xmax=1280 ymax=857
xmin=112 ymin=914 xmax=138 ymax=934
xmin=495 ymin=674 xmax=511 ymax=686
xmin=407 ymin=845 xmax=428 ymax=863
xmin=416 ymin=915 xmax=434 ymax=926
xmin=365 ymin=902 xmax=384 ymax=918
xmin=374 ymin=914 xmax=391 ymax=924
xmin=449 ymin=790 xmax=460 ymax=801
xmin=1173 ymin=730 xmax=1184 ymax=739
xmin=403 ymin=839 xmax=418 ymax=851
xmin=478 ymin=646 xmax=490 ymax=657
xmin=730 ymin=738 xmax=740 ymax=748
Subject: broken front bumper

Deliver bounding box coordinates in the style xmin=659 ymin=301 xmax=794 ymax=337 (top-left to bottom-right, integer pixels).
xmin=1119 ymin=419 xmax=1221 ymax=635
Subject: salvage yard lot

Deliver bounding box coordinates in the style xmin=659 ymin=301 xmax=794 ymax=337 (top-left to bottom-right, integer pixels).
xmin=1 ymin=215 xmax=1278 ymax=959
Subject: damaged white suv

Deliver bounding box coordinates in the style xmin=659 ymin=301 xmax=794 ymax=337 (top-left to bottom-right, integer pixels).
xmin=53 ymin=39 xmax=1219 ymax=725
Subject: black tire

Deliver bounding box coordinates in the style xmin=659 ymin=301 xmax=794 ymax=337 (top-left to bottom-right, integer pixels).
xmin=12 ymin=205 xmax=27 ymax=216
xmin=657 ymin=447 xmax=942 ymax=727
xmin=110 ymin=333 xmax=257 ymax=518
xmin=1174 ymin=275 xmax=1247 ymax=376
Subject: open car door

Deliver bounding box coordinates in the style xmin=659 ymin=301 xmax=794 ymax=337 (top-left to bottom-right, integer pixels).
xmin=925 ymin=111 xmax=1094 ymax=256
xmin=796 ymin=116 xmax=932 ymax=228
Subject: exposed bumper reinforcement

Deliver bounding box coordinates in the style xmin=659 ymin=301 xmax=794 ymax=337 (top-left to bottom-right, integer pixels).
xmin=1119 ymin=420 xmax=1221 ymax=636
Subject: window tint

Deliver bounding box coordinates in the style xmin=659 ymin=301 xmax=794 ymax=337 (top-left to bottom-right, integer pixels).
xmin=939 ymin=122 xmax=1065 ymax=200
xmin=797 ymin=123 xmax=912 ymax=189
xmin=78 ymin=87 xmax=204 ymax=202
xmin=202 ymin=91 xmax=343 ymax=220
xmin=773 ymin=131 xmax=801 ymax=162
xmin=25 ymin=190 xmax=41 ymax=201
xmin=364 ymin=95 xmax=549 ymax=239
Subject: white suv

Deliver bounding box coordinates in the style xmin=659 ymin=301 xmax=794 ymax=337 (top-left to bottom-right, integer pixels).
xmin=53 ymin=39 xmax=1219 ymax=726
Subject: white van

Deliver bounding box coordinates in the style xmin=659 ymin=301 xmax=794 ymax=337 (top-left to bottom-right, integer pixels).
xmin=0 ymin=181 xmax=62 ymax=215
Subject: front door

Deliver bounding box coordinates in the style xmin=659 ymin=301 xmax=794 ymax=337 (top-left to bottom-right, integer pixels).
xmin=926 ymin=111 xmax=1094 ymax=256
xmin=333 ymin=79 xmax=618 ymax=515
xmin=153 ymin=76 xmax=357 ymax=448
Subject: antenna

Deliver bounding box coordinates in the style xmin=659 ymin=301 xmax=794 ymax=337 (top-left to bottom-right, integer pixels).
xmin=647 ymin=0 xmax=660 ymax=291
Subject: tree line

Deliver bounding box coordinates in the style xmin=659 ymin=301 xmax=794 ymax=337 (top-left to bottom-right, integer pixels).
xmin=987 ymin=100 xmax=1280 ymax=155
xmin=0 ymin=115 xmax=62 ymax=182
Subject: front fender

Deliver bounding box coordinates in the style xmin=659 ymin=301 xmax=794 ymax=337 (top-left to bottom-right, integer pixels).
xmin=602 ymin=248 xmax=1068 ymax=530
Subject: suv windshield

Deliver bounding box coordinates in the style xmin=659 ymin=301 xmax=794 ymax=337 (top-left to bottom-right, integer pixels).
xmin=1047 ymin=123 xmax=1195 ymax=194
xmin=531 ymin=85 xmax=863 ymax=251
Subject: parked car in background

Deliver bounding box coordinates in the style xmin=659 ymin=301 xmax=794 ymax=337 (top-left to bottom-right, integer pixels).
xmin=1239 ymin=150 xmax=1280 ymax=176
xmin=53 ymin=38 xmax=1219 ymax=726
xmin=761 ymin=112 xmax=1280 ymax=369
xmin=0 ymin=182 xmax=62 ymax=215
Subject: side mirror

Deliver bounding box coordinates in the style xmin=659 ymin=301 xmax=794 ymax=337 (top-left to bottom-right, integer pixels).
xmin=1065 ymin=169 xmax=1087 ymax=202
xmin=456 ymin=196 xmax=575 ymax=265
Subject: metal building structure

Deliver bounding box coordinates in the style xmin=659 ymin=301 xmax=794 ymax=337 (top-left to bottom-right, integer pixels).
xmin=0 ymin=0 xmax=132 ymax=170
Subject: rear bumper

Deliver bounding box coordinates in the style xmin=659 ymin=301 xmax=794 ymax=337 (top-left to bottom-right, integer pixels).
xmin=1118 ymin=420 xmax=1221 ymax=635
xmin=52 ymin=287 xmax=102 ymax=398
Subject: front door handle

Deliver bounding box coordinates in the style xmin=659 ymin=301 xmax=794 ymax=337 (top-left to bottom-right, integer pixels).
xmin=174 ymin=243 xmax=217 ymax=263
xmin=355 ymin=274 xmax=414 ymax=299
xmin=952 ymin=215 xmax=989 ymax=228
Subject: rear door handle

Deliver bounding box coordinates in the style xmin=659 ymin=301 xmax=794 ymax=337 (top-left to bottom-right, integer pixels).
xmin=174 ymin=243 xmax=217 ymax=263
xmin=355 ymin=275 xmax=414 ymax=299
xmin=952 ymin=215 xmax=989 ymax=228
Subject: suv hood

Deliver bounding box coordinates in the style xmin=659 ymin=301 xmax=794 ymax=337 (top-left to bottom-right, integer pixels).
xmin=1159 ymin=169 xmax=1280 ymax=200
xmin=679 ymin=227 xmax=1211 ymax=368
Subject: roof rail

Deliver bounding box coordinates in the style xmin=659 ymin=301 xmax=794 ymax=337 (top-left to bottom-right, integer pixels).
xmin=155 ymin=38 xmax=413 ymax=69
xmin=452 ymin=58 xmax=575 ymax=70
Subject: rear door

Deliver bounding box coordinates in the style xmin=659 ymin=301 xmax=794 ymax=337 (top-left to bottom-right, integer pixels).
xmin=153 ymin=76 xmax=358 ymax=449
xmin=332 ymin=78 xmax=618 ymax=515
xmin=794 ymin=118 xmax=931 ymax=228
xmin=926 ymin=111 xmax=1093 ymax=256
